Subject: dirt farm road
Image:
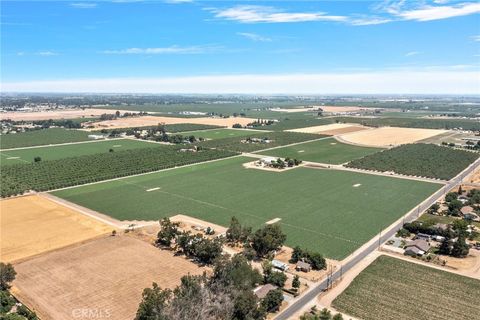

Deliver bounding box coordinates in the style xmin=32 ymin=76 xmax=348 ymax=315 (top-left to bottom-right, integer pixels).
xmin=274 ymin=156 xmax=480 ymax=320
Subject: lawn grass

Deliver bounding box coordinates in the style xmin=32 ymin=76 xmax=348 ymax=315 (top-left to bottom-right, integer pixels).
xmin=0 ymin=139 xmax=160 ymax=165
xmin=0 ymin=128 xmax=91 ymax=149
xmin=332 ymin=255 xmax=480 ymax=320
xmin=53 ymin=156 xmax=440 ymax=260
xmin=180 ymin=128 xmax=257 ymax=140
xmin=257 ymin=137 xmax=382 ymax=164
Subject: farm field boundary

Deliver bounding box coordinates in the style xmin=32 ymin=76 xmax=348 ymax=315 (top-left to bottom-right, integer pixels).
xmin=52 ymin=156 xmax=441 ymax=260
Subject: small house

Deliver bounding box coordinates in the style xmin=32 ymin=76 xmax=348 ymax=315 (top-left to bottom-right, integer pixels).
xmin=295 ymin=261 xmax=312 ymax=272
xmin=461 ymin=206 xmax=474 ymax=215
xmin=253 ymin=284 xmax=278 ymax=299
xmin=404 ymin=239 xmax=430 ymax=256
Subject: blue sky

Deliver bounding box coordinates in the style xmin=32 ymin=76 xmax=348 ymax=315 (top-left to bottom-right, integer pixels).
xmin=1 ymin=1 xmax=479 ymax=93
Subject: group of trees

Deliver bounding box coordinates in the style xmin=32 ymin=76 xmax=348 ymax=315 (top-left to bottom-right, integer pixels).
xmin=246 ymin=119 xmax=275 ymax=128
xmin=99 ymin=111 xmax=145 ymax=121
xmin=136 ymin=254 xmax=279 ymax=320
xmin=438 ymin=220 xmax=472 ymax=258
xmin=346 ymin=144 xmax=479 ymax=181
xmin=289 ymin=246 xmax=327 ymax=270
xmin=1 ymin=147 xmax=237 ymax=197
xmin=226 ymin=217 xmax=287 ymax=259
xmin=267 ymin=157 xmax=302 ymax=169
xmin=32 ymin=119 xmax=82 ymax=129
xmin=262 ymin=261 xmax=287 ymax=287
xmin=0 ymin=263 xmax=38 ymax=320
xmin=157 ymin=218 xmax=223 ymax=265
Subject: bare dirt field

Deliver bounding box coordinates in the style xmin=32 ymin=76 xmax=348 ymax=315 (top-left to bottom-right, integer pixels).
xmin=0 ymin=195 xmax=112 ymax=263
xmin=0 ymin=108 xmax=127 ymax=121
xmin=11 ymin=235 xmax=207 ymax=320
xmin=466 ymin=168 xmax=480 ymax=184
xmin=338 ymin=127 xmax=448 ymax=147
xmin=287 ymin=123 xmax=369 ymax=136
xmin=86 ymin=115 xmax=256 ymax=130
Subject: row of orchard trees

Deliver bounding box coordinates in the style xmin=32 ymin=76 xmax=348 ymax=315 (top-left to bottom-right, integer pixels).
xmin=347 ymin=144 xmax=479 ymax=181
xmin=0 ymin=147 xmax=237 ymax=198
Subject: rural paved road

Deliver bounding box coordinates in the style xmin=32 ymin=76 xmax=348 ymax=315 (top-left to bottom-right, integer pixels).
xmin=275 ymin=157 xmax=480 ymax=320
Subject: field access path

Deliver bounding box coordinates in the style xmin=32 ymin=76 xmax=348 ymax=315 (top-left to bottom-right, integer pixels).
xmin=274 ymin=156 xmax=480 ymax=320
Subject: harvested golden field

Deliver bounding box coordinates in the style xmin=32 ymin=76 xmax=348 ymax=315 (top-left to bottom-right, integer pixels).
xmin=0 ymin=108 xmax=125 ymax=121
xmin=287 ymin=123 xmax=369 ymax=135
xmin=87 ymin=115 xmax=256 ymax=130
xmin=0 ymin=195 xmax=112 ymax=263
xmin=332 ymin=255 xmax=480 ymax=320
xmin=338 ymin=126 xmax=448 ymax=147
xmin=11 ymin=236 xmax=206 ymax=320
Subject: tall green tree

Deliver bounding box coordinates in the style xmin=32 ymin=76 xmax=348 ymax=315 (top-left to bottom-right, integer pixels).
xmin=260 ymin=289 xmax=283 ymax=313
xmin=0 ymin=263 xmax=16 ymax=290
xmin=251 ymin=224 xmax=286 ymax=257
xmin=156 ymin=218 xmax=180 ymax=247
xmin=135 ymin=283 xmax=171 ymax=320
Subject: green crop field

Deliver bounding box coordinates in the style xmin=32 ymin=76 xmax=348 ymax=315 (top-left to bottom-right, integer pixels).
xmin=332 ymin=255 xmax=480 ymax=320
xmin=0 ymin=128 xmax=91 ymax=149
xmin=180 ymin=128 xmax=258 ymax=140
xmin=53 ymin=156 xmax=440 ymax=260
xmin=257 ymin=137 xmax=382 ymax=164
xmin=0 ymin=139 xmax=159 ymax=165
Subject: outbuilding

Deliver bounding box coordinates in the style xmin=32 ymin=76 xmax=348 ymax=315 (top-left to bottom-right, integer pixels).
xmin=295 ymin=261 xmax=312 ymax=272
xmin=272 ymin=259 xmax=289 ymax=271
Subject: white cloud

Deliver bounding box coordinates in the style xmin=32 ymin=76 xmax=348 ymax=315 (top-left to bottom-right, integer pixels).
xmin=349 ymin=17 xmax=392 ymax=26
xmin=102 ymin=46 xmax=221 ymax=55
xmin=70 ymin=3 xmax=98 ymax=9
xmin=210 ymin=5 xmax=347 ymax=23
xmin=391 ymin=2 xmax=480 ymax=21
xmin=405 ymin=51 xmax=421 ymax=57
xmin=237 ymin=32 xmax=272 ymax=42
xmin=36 ymin=51 xmax=58 ymax=56
xmin=3 ymin=70 xmax=478 ymax=94
xmin=471 ymin=35 xmax=480 ymax=42
xmin=16 ymin=52 xmax=25 ymax=56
